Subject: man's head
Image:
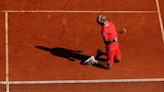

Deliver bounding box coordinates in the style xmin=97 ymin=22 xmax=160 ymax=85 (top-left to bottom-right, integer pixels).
xmin=97 ymin=15 xmax=108 ymax=25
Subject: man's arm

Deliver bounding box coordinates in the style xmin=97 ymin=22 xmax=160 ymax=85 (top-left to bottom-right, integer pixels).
xmin=102 ymin=32 xmax=109 ymax=42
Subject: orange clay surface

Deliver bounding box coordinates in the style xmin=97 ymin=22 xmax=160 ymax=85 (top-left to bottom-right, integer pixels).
xmin=0 ymin=0 xmax=164 ymax=81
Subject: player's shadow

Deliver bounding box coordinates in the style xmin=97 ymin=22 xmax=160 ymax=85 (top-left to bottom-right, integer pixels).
xmin=35 ymin=46 xmax=106 ymax=64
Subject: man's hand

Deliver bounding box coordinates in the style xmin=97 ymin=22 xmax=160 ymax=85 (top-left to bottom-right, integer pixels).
xmin=105 ymin=39 xmax=117 ymax=44
xmin=119 ymin=27 xmax=127 ymax=34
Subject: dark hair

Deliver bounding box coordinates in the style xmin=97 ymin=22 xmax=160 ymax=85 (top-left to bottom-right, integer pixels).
xmin=97 ymin=15 xmax=107 ymax=25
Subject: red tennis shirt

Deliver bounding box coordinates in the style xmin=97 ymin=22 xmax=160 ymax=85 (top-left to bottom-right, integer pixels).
xmin=101 ymin=21 xmax=118 ymax=41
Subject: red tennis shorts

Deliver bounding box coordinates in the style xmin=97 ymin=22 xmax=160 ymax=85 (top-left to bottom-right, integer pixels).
xmin=106 ymin=42 xmax=121 ymax=64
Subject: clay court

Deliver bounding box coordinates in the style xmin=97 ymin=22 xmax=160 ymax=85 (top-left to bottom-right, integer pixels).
xmin=0 ymin=0 xmax=164 ymax=92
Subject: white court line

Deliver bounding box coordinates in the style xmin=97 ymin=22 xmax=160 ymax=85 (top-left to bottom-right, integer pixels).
xmin=1 ymin=10 xmax=157 ymax=13
xmin=5 ymin=12 xmax=10 ymax=92
xmin=156 ymin=0 xmax=164 ymax=44
xmin=0 ymin=78 xmax=164 ymax=84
